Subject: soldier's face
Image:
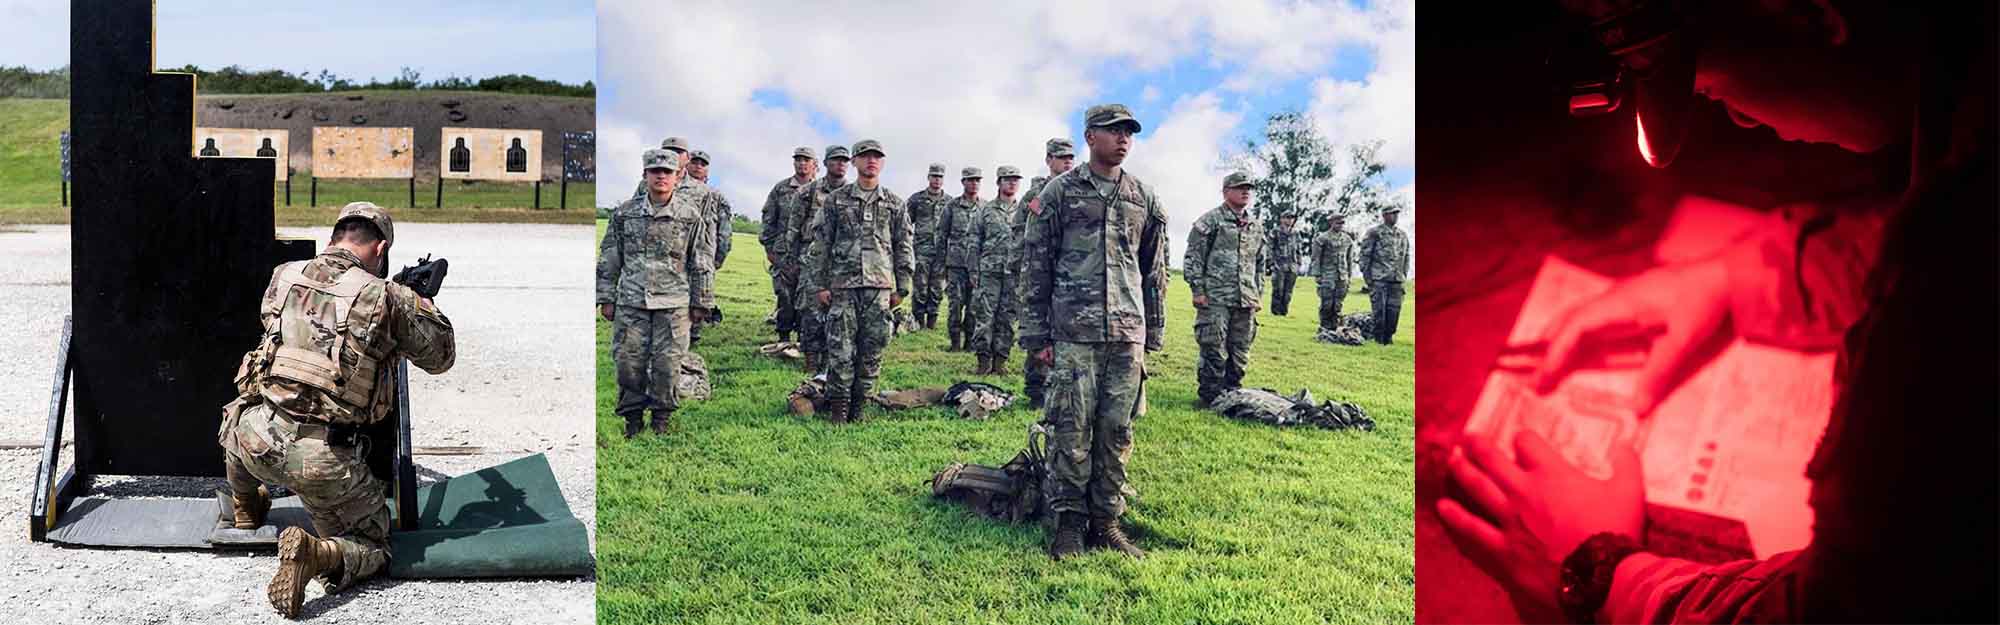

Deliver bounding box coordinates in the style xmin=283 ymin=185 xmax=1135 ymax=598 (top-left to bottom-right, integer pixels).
xmin=645 ymin=167 xmax=673 ymax=194
xmin=961 ymin=179 xmax=981 ymax=196
xmin=854 ymin=153 xmax=883 ymax=179
xmin=687 ymin=161 xmax=708 ymax=180
xmin=1086 ymin=125 xmax=1134 ymax=166
xmin=1281 ymin=217 xmax=1296 ymax=230
xmin=927 ymin=175 xmax=943 ymax=191
xmin=826 ymin=158 xmax=849 ymax=178
xmin=794 ymin=156 xmax=815 ymax=177
xmin=1223 ymin=186 xmax=1253 ymax=209
xmin=1047 ymin=155 xmax=1074 ymax=173
xmin=998 ymin=178 xmax=1020 ymax=196
xmin=670 ymin=148 xmax=690 ymax=167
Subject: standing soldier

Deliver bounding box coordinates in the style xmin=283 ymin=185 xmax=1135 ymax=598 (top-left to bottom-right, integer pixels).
xmin=787 ymin=144 xmax=850 ymax=372
xmin=598 ymin=149 xmax=717 ymax=437
xmin=905 ymin=163 xmax=951 ymax=329
xmin=1310 ymin=212 xmax=1356 ymax=336
xmin=1183 ymin=172 xmax=1267 ymax=406
xmin=1014 ymin=138 xmax=1075 ymax=408
xmin=761 ymin=146 xmax=817 ymax=342
xmin=1358 ymin=205 xmax=1409 ymax=344
xmin=934 ymin=166 xmax=983 ymax=352
xmin=971 ymin=165 xmax=1024 ymax=375
xmin=630 ymin=136 xmax=695 ymax=202
xmin=1266 ymin=213 xmax=1302 ymax=316
xmin=805 ymin=139 xmax=911 ymax=424
xmin=686 ymin=149 xmax=732 ymax=346
xmin=1021 ymin=104 xmax=1167 ymax=561
xmin=219 ymin=202 xmax=456 ymax=618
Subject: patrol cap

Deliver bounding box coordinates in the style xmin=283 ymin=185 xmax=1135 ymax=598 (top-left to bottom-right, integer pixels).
xmin=996 ymin=165 xmax=1022 ymax=179
xmin=823 ymin=144 xmax=851 ymax=161
xmin=927 ymin=163 xmax=946 ymax=177
xmin=1381 ymin=204 xmax=1403 ymax=215
xmin=660 ymin=136 xmax=691 ymax=153
xmin=1222 ymin=171 xmax=1255 ymax=188
xmin=336 ymin=201 xmax=395 ymax=247
xmin=851 ymin=139 xmax=885 ymax=157
xmin=793 ymin=146 xmax=816 ymax=159
xmin=641 ymin=148 xmax=679 ymax=172
xmin=1045 ymin=137 xmax=1075 ymax=157
xmin=690 ymin=150 xmax=710 ymax=165
xmin=960 ymin=166 xmax=983 ymax=180
xmin=1084 ymin=103 xmax=1141 ymax=134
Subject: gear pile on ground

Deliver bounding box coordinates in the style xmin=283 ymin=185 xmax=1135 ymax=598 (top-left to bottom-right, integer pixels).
xmin=787 ymin=374 xmax=830 ymax=416
xmin=1211 ymin=387 xmax=1376 ymax=431
xmin=677 ymin=351 xmax=712 ymax=401
xmin=759 ymin=341 xmax=803 ymax=361
xmin=1316 ymin=312 xmax=1374 ymax=345
xmin=891 ymin=307 xmax=918 ymax=337
xmin=926 ymin=424 xmax=1048 ymax=523
xmin=940 ymin=381 xmax=1014 ymax=421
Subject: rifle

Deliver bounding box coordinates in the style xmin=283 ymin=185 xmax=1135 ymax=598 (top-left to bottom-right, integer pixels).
xmin=391 ymin=254 xmax=450 ymax=299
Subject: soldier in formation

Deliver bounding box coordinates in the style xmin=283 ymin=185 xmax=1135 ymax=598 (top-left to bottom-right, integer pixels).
xmin=906 ymin=163 xmax=951 ymax=330
xmin=971 ymin=165 xmax=1023 ymax=375
xmin=1183 ymin=172 xmax=1267 ymax=406
xmin=218 ymin=202 xmax=456 ymax=618
xmin=761 ymin=146 xmax=817 ymax=343
xmin=1357 ymin=205 xmax=1409 ymax=344
xmin=598 ymin=149 xmax=716 ymax=437
xmin=787 ymin=145 xmax=851 ymax=373
xmin=1310 ymin=212 xmax=1355 ymax=336
xmin=1020 ymin=104 xmax=1167 ymax=561
xmin=805 ymin=139 xmax=912 ymax=424
xmin=1014 ymin=138 xmax=1074 ymax=408
xmin=1265 ymin=213 xmax=1302 ymax=316
xmin=934 ymin=166 xmax=984 ymax=352
xmin=686 ymin=149 xmax=733 ymax=346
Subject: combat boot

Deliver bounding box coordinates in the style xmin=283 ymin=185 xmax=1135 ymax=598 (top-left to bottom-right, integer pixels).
xmin=234 ymin=485 xmax=272 ymax=530
xmin=825 ymin=397 xmax=849 ymax=425
xmin=650 ymin=411 xmax=672 ymax=434
xmin=779 ymin=331 xmax=791 ymax=343
xmin=1048 ymin=512 xmax=1087 ymax=561
xmin=802 ymin=352 xmax=818 ymax=374
xmin=269 ymin=527 xmax=342 ymax=618
xmin=623 ymin=415 xmax=643 ymax=439
xmin=1089 ymin=516 xmax=1146 ymax=559
xmin=847 ymin=393 xmax=867 ymax=423
xmin=974 ymin=354 xmax=992 ymax=375
xmin=949 ymin=331 xmax=962 ymax=352
xmin=990 ymin=355 xmax=1010 ymax=376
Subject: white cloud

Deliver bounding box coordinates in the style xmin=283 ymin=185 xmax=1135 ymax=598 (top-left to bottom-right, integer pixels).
xmin=1308 ymin=0 xmax=1414 ymax=172
xmin=596 ymin=0 xmax=1409 ymax=265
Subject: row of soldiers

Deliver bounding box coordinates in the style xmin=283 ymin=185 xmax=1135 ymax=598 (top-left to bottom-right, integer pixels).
xmin=596 ymin=104 xmax=1407 ymax=561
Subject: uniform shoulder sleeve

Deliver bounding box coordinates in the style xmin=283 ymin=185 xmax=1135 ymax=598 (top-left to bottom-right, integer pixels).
xmin=384 ymin=280 xmax=456 ymax=375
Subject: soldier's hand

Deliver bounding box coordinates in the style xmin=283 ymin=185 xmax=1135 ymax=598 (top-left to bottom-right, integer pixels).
xmin=766 ymin=252 xmax=778 ymax=266
xmin=1527 ymin=256 xmax=1729 ymax=417
xmin=889 ymin=292 xmax=902 ymax=309
xmin=817 ymin=289 xmax=832 ymax=308
xmin=599 ymin=303 xmax=613 ymax=322
xmin=1192 ymin=294 xmax=1208 ymax=308
xmin=1035 ymin=347 xmax=1053 ymax=366
xmin=690 ymin=308 xmax=707 ymax=324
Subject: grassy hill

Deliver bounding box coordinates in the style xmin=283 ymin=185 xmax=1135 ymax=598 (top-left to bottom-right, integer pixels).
xmin=0 ymin=96 xmax=594 ymax=224
xmin=595 ymin=229 xmax=1415 ymax=624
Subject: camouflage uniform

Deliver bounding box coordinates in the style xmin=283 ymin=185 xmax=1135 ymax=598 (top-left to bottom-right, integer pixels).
xmin=804 ymin=139 xmax=911 ymax=421
xmin=1265 ymin=222 xmax=1302 ymax=316
xmin=787 ymin=145 xmax=851 ymax=366
xmin=1358 ymin=211 xmax=1409 ymax=344
xmin=760 ymin=150 xmax=816 ymax=339
xmin=973 ymin=186 xmax=1021 ymax=365
xmin=1020 ymin=112 xmax=1168 ymax=533
xmin=1184 ymin=182 xmax=1267 ymax=404
xmin=1310 ymin=224 xmax=1356 ymax=335
xmin=684 ymin=159 xmax=733 ymax=346
xmin=219 ymin=203 xmax=456 ymax=596
xmin=934 ymin=169 xmax=984 ymax=350
xmin=598 ymin=150 xmax=717 ymax=430
xmin=1015 ymin=138 xmax=1076 ymax=406
xmin=906 ymin=163 xmax=951 ymax=328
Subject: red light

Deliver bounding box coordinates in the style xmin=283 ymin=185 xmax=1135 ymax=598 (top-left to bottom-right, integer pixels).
xmin=1635 ymin=113 xmax=1659 ymax=166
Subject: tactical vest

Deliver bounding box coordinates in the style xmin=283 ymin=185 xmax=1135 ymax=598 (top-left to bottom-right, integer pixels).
xmin=259 ymin=260 xmax=394 ymax=420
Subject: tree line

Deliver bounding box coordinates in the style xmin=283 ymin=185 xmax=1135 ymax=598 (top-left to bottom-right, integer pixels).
xmin=0 ymin=65 xmax=594 ymax=99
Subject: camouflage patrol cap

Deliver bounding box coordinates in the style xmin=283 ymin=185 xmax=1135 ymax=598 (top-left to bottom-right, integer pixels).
xmin=1084 ymin=104 xmax=1141 ymax=133
xmin=824 ymin=144 xmax=850 ymax=161
xmin=960 ymin=166 xmax=983 ymax=180
xmin=997 ymin=165 xmax=1022 ymax=179
xmin=642 ymin=148 xmax=679 ymax=172
xmin=660 ymin=136 xmax=691 ymax=153
xmin=793 ymin=146 xmax=816 ymax=159
xmin=851 ymin=139 xmax=885 ymax=157
xmin=1045 ymin=137 xmax=1075 ymax=157
xmin=927 ymin=163 xmax=946 ymax=177
xmin=1381 ymin=204 xmax=1403 ymax=215
xmin=1222 ymin=171 xmax=1256 ymax=188
xmin=690 ymin=150 xmax=711 ymax=165
xmin=336 ymin=201 xmax=395 ymax=247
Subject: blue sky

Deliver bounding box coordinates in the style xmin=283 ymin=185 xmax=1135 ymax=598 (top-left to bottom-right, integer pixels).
xmin=0 ymin=1 xmax=595 ymax=85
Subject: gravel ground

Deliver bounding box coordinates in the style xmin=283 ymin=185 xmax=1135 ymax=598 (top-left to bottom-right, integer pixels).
xmin=0 ymin=224 xmax=596 ymax=624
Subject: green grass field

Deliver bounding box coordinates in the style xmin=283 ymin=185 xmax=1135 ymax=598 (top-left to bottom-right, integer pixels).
xmin=0 ymin=98 xmax=594 ymax=224
xmin=596 ymin=229 xmax=1414 ymax=624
